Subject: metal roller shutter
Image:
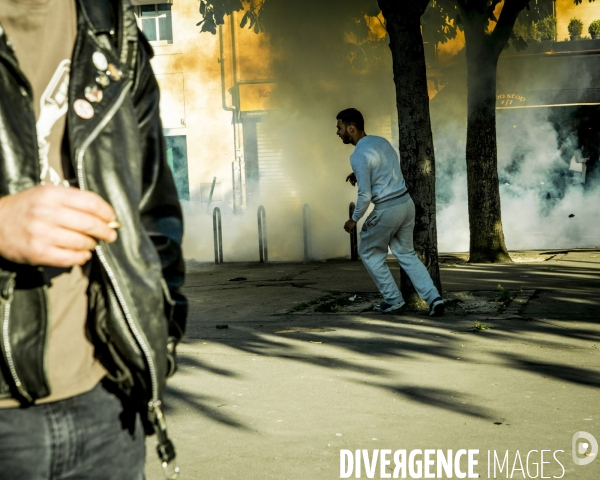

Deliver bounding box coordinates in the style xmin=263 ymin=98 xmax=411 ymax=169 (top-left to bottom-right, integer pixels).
xmin=256 ymin=121 xmax=298 ymax=205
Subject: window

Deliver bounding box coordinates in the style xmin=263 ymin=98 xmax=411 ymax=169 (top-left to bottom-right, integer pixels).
xmin=165 ymin=135 xmax=189 ymax=200
xmin=137 ymin=4 xmax=173 ymax=45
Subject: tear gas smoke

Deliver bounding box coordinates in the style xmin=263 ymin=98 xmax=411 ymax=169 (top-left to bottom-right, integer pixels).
xmin=183 ymin=1 xmax=397 ymax=262
xmin=434 ymin=108 xmax=600 ymax=252
xmin=182 ymin=4 xmax=599 ymax=262
xmin=432 ymin=45 xmax=600 ymax=253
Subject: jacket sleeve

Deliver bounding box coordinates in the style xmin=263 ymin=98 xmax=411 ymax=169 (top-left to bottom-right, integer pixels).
xmin=130 ymin=30 xmax=187 ymax=348
xmin=350 ymin=152 xmax=372 ymax=222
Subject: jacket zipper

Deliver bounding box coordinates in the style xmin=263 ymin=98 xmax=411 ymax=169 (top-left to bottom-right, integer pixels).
xmin=93 ymin=247 xmax=158 ymax=401
xmin=76 ymin=82 xmax=178 ymax=478
xmin=0 ymin=274 xmax=32 ymax=403
xmin=75 ymin=83 xmax=162 ymax=393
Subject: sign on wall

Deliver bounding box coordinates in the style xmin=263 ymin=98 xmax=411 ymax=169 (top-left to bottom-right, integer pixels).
xmin=239 ymin=82 xmax=276 ymax=118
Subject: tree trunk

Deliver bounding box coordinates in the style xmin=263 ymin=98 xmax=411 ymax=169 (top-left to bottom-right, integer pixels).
xmin=378 ymin=1 xmax=442 ymax=303
xmin=463 ymin=20 xmax=512 ymax=263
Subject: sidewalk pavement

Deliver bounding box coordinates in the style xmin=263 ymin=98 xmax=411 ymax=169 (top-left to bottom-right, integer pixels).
xmin=146 ymin=249 xmax=600 ymax=480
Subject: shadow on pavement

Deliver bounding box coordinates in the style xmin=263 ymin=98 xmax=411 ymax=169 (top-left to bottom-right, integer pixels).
xmin=168 ymin=253 xmax=600 ymax=430
xmin=164 ymin=385 xmax=253 ymax=431
xmin=500 ymin=353 xmax=600 ymax=388
xmin=370 ymin=383 xmax=497 ymax=420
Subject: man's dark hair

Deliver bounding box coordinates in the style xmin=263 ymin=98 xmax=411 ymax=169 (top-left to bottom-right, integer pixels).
xmin=336 ymin=108 xmax=365 ymax=131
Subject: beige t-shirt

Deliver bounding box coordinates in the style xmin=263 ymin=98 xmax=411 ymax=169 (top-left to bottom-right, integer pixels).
xmin=0 ymin=0 xmax=106 ymax=408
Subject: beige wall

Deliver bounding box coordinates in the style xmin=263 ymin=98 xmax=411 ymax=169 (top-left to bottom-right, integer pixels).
xmin=139 ymin=1 xmax=275 ymax=259
xmin=145 ymin=1 xmax=275 ymax=199
xmin=149 ymin=0 xmax=236 ymax=209
xmin=557 ymin=0 xmax=600 ymax=40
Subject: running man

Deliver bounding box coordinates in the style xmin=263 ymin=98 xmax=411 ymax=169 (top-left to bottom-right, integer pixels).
xmin=336 ymin=108 xmax=444 ymax=316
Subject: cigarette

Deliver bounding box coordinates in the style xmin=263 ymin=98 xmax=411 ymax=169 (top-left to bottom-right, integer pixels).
xmin=108 ymin=221 xmax=121 ymax=229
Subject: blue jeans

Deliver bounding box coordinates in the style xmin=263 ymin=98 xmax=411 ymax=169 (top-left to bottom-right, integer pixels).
xmin=359 ymin=196 xmax=440 ymax=305
xmin=0 ymin=380 xmax=145 ymax=480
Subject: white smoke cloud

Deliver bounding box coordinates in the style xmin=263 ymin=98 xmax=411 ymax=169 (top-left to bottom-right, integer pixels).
xmin=434 ymin=106 xmax=600 ymax=252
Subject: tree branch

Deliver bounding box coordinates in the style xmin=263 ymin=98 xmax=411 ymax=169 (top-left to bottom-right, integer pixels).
xmin=490 ymin=0 xmax=529 ymax=59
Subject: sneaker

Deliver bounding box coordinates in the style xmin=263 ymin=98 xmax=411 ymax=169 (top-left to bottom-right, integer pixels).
xmin=429 ymin=297 xmax=445 ymax=317
xmin=374 ymin=301 xmax=405 ymax=313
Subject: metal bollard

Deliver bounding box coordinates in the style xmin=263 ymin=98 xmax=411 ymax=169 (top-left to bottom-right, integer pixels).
xmin=213 ymin=207 xmax=223 ymax=264
xmin=303 ymin=204 xmax=310 ymax=262
xmin=257 ymin=205 xmax=268 ymax=263
xmin=349 ymin=202 xmax=358 ymax=261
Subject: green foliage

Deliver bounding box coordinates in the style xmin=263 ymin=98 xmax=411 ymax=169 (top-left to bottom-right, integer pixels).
xmin=197 ymin=0 xmax=597 ymax=41
xmin=453 ymin=1 xmax=590 ymax=51
xmin=239 ymin=1 xmax=268 ymax=33
xmin=195 ymin=0 xmax=589 ymax=69
xmin=589 ymin=19 xmax=600 ymax=35
xmin=291 ymin=295 xmax=333 ymax=312
xmin=341 ymin=12 xmax=386 ymax=71
xmin=509 ymin=1 xmax=594 ymax=50
xmin=314 ymin=296 xmax=353 ymax=313
xmin=512 ymin=16 xmax=556 ymax=46
xmin=568 ymin=17 xmax=584 ymax=36
xmin=196 ymin=0 xmax=391 ymax=73
xmin=512 ymin=19 xmax=535 ymax=42
xmin=422 ymin=1 xmax=460 ymax=46
xmin=495 ymin=284 xmax=515 ymax=304
xmin=531 ymin=15 xmax=556 ymax=41
xmin=471 ymin=321 xmax=493 ymax=331
xmin=344 ymin=1 xmax=460 ymax=71
xmin=508 ymin=1 xmax=553 ymax=51
xmin=197 ymin=0 xmax=245 ymax=34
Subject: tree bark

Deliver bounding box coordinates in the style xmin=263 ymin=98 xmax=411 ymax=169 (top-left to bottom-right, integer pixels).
xmin=378 ymin=0 xmax=442 ymax=302
xmin=462 ymin=11 xmax=512 ymax=263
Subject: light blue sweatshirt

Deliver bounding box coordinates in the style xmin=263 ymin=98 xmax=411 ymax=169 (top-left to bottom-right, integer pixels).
xmin=350 ymin=135 xmax=407 ymax=222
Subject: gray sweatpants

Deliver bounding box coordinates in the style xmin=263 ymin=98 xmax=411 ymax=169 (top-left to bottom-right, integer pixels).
xmin=358 ymin=195 xmax=440 ymax=305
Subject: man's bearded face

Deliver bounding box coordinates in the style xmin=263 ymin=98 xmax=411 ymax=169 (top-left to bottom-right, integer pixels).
xmin=336 ymin=120 xmax=353 ymax=144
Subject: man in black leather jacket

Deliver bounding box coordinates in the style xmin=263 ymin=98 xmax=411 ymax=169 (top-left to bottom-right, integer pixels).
xmin=0 ymin=0 xmax=186 ymax=478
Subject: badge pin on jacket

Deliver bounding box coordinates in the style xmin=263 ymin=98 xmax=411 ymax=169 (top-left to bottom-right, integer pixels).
xmin=92 ymin=51 xmax=108 ymax=71
xmin=96 ymin=72 xmax=110 ymax=88
xmin=107 ymin=64 xmax=122 ymax=81
xmin=85 ymin=85 xmax=103 ymax=103
xmin=73 ymin=99 xmax=94 ymax=119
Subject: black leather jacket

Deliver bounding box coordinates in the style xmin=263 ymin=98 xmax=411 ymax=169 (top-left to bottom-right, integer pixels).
xmin=0 ymin=0 xmax=186 ymax=462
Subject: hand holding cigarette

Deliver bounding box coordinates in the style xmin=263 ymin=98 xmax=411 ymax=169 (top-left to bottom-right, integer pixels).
xmin=0 ymin=185 xmax=119 ymax=267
